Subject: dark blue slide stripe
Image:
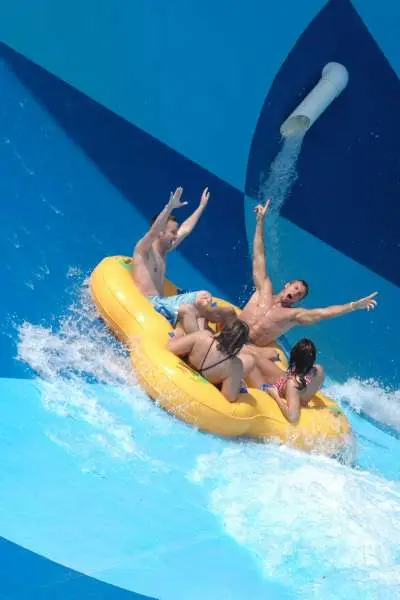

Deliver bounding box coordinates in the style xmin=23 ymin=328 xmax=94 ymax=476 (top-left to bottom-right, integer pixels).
xmin=246 ymin=0 xmax=400 ymax=287
xmin=0 ymin=537 xmax=155 ymax=600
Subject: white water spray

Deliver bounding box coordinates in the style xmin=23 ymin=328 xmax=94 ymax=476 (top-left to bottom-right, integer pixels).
xmin=17 ymin=279 xmax=171 ymax=471
xmin=258 ymin=127 xmax=306 ymax=262
xmin=327 ymin=378 xmax=400 ymax=432
xmin=260 ymin=127 xmax=305 ymax=214
xmin=15 ymin=275 xmax=400 ymax=599
xmin=190 ymin=445 xmax=400 ymax=600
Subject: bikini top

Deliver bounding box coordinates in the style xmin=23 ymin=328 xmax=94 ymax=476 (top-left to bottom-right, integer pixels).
xmin=274 ymin=367 xmax=314 ymax=395
xmin=198 ymin=339 xmax=238 ymax=374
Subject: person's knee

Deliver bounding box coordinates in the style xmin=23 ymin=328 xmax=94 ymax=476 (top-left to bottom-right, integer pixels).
xmin=178 ymin=303 xmax=198 ymax=319
xmin=170 ymin=325 xmax=185 ymax=340
xmin=194 ymin=290 xmax=213 ymax=309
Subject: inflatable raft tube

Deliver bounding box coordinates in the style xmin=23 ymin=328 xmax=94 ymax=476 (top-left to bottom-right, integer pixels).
xmin=90 ymin=256 xmax=351 ymax=454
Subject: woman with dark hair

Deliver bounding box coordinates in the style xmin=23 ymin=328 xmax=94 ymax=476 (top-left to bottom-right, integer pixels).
xmin=167 ymin=319 xmax=255 ymax=402
xmin=246 ymin=338 xmax=324 ymax=423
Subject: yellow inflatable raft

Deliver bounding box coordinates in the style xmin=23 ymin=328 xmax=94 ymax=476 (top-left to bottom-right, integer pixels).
xmin=90 ymin=256 xmax=351 ymax=455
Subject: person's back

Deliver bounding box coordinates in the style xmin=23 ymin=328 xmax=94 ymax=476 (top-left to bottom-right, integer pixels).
xmin=167 ymin=320 xmax=253 ymax=402
xmin=246 ymin=338 xmax=324 ymax=423
xmin=185 ymin=330 xmax=242 ymax=381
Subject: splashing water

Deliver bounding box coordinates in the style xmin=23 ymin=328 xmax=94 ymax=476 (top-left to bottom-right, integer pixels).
xmin=256 ymin=130 xmax=400 ymax=435
xmin=16 ymin=278 xmax=400 ymax=445
xmin=259 ymin=130 xmax=305 ymax=257
xmin=17 ymin=279 xmax=171 ymax=470
xmin=260 ymin=132 xmax=305 ymax=210
xmin=326 ymin=378 xmax=400 ymax=433
xmin=190 ymin=445 xmax=400 ymax=600
xmin=15 ymin=277 xmax=400 ymax=599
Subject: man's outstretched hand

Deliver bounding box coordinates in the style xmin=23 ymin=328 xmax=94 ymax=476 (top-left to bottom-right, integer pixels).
xmin=352 ymin=292 xmax=378 ymax=312
xmin=200 ymin=187 xmax=210 ymax=208
xmin=168 ymin=187 xmax=188 ymax=209
xmin=255 ymin=199 xmax=271 ymax=220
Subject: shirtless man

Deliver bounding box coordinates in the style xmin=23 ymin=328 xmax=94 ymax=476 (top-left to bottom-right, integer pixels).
xmin=133 ymin=186 xmax=235 ymax=332
xmin=240 ymin=200 xmax=378 ymax=370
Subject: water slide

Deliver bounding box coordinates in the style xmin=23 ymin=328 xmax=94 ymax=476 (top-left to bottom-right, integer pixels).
xmin=0 ymin=1 xmax=399 ymax=599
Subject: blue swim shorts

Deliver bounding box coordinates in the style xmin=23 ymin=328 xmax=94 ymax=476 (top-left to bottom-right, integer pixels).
xmin=149 ymin=291 xmax=198 ymax=326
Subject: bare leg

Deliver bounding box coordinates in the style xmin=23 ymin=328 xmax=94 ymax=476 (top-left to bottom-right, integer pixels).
xmin=175 ymin=308 xmax=213 ymax=336
xmin=237 ymin=352 xmax=266 ymax=391
xmin=197 ymin=317 xmax=210 ymax=331
xmin=177 ymin=304 xmax=200 ymax=334
xmin=171 ymin=323 xmax=186 ymax=339
xmin=247 ymin=346 xmax=282 ymax=375
xmin=300 ymin=365 xmax=325 ymax=402
xmin=176 ymin=294 xmax=236 ymax=336
xmin=174 ymin=316 xmax=210 ymax=337
xmin=245 ymin=344 xmax=279 ymax=362
xmin=239 ymin=352 xmax=264 ymax=387
xmin=240 ymin=346 xmax=282 ymax=387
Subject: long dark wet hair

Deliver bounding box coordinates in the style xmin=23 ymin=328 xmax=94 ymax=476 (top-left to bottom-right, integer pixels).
xmin=215 ymin=319 xmax=249 ymax=357
xmin=289 ymin=338 xmax=316 ymax=391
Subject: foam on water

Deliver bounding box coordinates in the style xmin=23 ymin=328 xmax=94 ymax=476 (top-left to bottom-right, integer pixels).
xmin=190 ymin=444 xmax=400 ymax=600
xmin=16 ymin=276 xmax=399 ymax=457
xmin=326 ymin=378 xmax=400 ymax=433
xmin=17 ymin=279 xmax=171 ymax=469
xmin=15 ymin=277 xmax=400 ymax=598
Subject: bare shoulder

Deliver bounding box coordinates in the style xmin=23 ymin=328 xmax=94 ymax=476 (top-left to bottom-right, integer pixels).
xmin=196 ymin=330 xmax=212 ymax=340
xmin=241 ymin=290 xmax=258 ymax=311
xmin=258 ymin=282 xmax=274 ymax=306
xmin=133 ymin=243 xmax=151 ymax=259
xmin=286 ymin=376 xmax=298 ymax=389
xmin=203 ymin=331 xmax=217 ymax=345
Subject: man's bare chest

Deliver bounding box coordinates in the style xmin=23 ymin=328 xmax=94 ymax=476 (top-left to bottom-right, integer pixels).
xmin=145 ymin=249 xmax=166 ymax=277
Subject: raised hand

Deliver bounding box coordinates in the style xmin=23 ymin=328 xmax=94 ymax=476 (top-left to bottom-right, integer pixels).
xmin=200 ymin=187 xmax=210 ymax=208
xmin=255 ymin=199 xmax=271 ymax=220
xmin=352 ymin=292 xmax=378 ymax=312
xmin=168 ymin=187 xmax=188 ymax=209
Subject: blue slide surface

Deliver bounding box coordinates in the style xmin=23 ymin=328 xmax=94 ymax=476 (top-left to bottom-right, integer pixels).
xmin=0 ymin=2 xmax=399 ymax=599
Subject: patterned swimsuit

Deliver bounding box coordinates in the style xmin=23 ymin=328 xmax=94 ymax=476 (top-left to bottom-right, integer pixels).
xmin=273 ymin=368 xmax=314 ymax=395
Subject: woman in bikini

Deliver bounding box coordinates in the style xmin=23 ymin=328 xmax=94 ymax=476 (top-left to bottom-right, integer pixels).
xmin=166 ymin=319 xmax=254 ymax=402
xmin=245 ymin=338 xmax=325 ymax=423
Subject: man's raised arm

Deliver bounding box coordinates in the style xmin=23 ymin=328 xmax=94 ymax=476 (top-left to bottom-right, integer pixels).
xmin=293 ymin=292 xmax=378 ymax=325
xmin=171 ymin=187 xmax=210 ymax=250
xmin=133 ymin=187 xmax=187 ymax=255
xmin=252 ymin=200 xmax=273 ymax=295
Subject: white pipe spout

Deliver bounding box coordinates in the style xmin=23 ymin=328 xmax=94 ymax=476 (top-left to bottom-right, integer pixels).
xmin=280 ymin=62 xmax=349 ymax=137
